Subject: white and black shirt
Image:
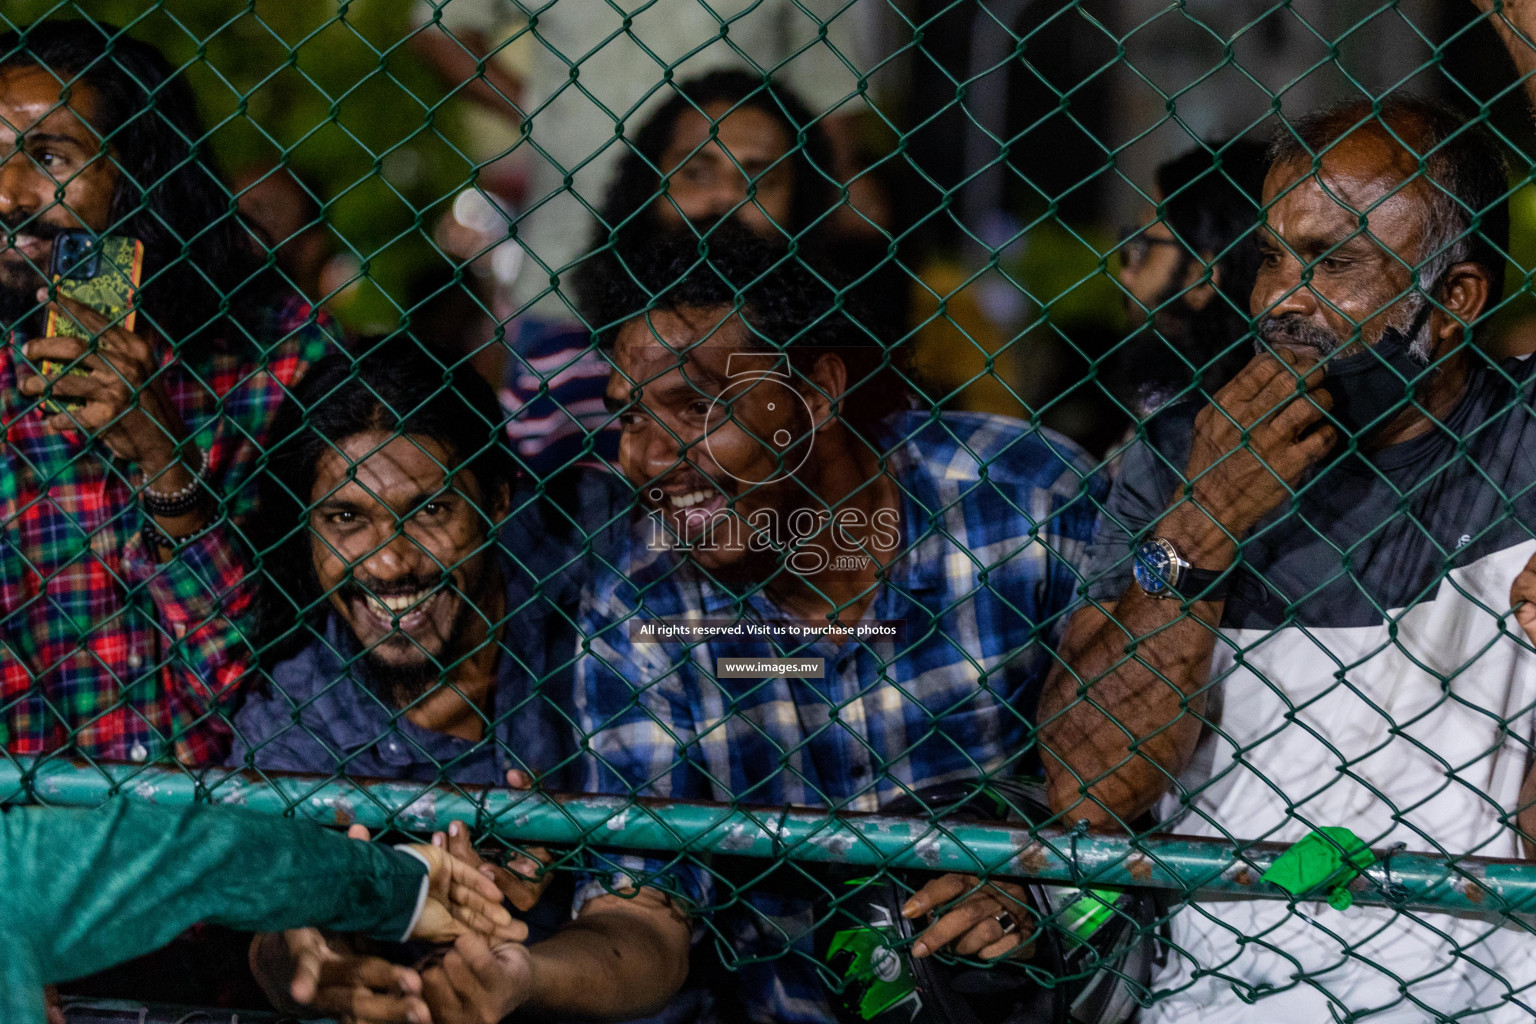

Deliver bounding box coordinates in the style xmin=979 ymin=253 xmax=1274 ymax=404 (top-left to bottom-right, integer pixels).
xmin=1083 ymin=352 xmax=1536 ymax=1023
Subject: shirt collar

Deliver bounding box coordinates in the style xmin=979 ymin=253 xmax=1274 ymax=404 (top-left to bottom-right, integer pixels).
xmin=310 ymin=585 xmax=529 ymax=762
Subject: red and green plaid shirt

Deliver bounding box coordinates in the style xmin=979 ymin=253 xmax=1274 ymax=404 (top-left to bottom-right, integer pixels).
xmin=0 ymin=298 xmax=335 ymax=765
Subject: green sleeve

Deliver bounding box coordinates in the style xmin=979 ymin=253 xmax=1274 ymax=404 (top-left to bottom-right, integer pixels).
xmin=0 ymin=799 xmax=429 ymax=1000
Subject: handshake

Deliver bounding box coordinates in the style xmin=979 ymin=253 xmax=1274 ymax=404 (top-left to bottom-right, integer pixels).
xmin=254 ymin=774 xmax=551 ymax=1024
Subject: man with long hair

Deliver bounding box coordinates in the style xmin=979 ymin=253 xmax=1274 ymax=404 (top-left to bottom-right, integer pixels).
xmin=0 ymin=21 xmax=334 ymax=764
xmin=410 ymin=0 xmax=876 ymax=475
xmin=581 ymin=70 xmax=837 ymax=267
xmin=233 ymin=338 xmax=594 ymax=787
xmin=235 ymin=338 xmax=666 ymax=1021
xmin=503 ymin=70 xmax=846 ymax=476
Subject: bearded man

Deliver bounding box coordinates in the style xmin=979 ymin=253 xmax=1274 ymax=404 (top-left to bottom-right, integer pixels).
xmin=1041 ymin=95 xmax=1536 ymax=1021
xmin=0 ymin=23 xmax=335 ymax=762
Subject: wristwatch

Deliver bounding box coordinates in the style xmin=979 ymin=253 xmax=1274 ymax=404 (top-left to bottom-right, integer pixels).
xmin=1132 ymin=537 xmax=1228 ymax=600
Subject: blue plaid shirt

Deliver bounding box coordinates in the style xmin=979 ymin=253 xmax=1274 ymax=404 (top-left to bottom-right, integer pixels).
xmin=573 ymin=411 xmax=1106 ymax=1024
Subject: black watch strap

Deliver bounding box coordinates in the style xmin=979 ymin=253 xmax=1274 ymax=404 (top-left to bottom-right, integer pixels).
xmin=1176 ymin=564 xmax=1230 ymax=600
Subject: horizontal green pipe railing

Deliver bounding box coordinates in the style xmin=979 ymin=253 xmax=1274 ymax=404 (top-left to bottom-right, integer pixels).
xmin=4 ymin=759 xmax=1534 ymax=918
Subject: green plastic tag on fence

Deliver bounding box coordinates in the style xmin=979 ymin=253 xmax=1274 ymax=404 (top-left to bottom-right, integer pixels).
xmin=1260 ymin=827 xmax=1376 ymax=911
xmin=826 ymin=923 xmax=919 ymax=1021
xmin=1056 ymin=887 xmax=1120 ymax=947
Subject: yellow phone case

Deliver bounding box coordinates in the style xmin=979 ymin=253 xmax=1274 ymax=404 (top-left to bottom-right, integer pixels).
xmin=39 ymin=236 xmax=145 ymax=415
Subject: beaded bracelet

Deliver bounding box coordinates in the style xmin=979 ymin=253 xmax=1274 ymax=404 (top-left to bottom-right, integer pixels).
xmin=140 ymin=446 xmax=208 ymax=518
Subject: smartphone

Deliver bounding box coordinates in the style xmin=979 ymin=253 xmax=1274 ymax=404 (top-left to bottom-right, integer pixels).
xmin=39 ymin=230 xmax=145 ymax=414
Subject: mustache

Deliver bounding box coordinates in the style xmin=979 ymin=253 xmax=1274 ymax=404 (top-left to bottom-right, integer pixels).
xmin=1256 ymin=314 xmax=1340 ymax=356
xmin=343 ymin=572 xmax=445 ymax=601
xmin=0 ymin=217 xmax=63 ymax=242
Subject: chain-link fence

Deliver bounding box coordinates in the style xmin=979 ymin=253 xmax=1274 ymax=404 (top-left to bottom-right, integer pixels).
xmin=8 ymin=0 xmax=1536 ymax=1021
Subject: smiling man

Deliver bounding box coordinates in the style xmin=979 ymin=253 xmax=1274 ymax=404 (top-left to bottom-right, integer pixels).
xmin=1040 ymin=96 xmax=1536 ymax=1021
xmin=0 ymin=22 xmax=334 ymax=763
xmin=229 ymin=339 xmax=641 ymax=1019
xmin=230 ymin=338 xmax=604 ymax=789
xmin=382 ymin=232 xmax=1111 ymax=1024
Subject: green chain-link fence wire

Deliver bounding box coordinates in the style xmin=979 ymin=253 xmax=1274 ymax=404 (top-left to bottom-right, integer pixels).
xmin=10 ymin=0 xmax=1536 ymax=1020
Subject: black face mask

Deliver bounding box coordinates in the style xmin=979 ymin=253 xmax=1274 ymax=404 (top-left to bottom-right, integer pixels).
xmin=1319 ymin=305 xmax=1432 ymax=441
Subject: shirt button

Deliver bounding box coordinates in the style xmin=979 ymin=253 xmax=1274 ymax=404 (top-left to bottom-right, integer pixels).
xmin=129 ymin=742 xmax=148 ymax=763
xmin=127 ymin=652 xmax=143 ymax=670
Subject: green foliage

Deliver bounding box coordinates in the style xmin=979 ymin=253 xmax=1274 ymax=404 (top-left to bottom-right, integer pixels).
xmin=1 ymin=0 xmax=480 ymax=331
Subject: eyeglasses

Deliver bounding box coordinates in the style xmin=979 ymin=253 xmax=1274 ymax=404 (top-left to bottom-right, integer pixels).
xmin=1117 ymin=225 xmax=1185 ymax=269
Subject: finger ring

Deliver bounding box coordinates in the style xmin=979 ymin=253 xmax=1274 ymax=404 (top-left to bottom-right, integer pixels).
xmin=994 ymin=910 xmax=1019 ymax=935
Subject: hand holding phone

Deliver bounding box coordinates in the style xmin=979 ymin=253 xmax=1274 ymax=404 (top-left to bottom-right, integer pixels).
xmin=38 ymin=231 xmax=145 ymax=414
xmin=17 ymin=232 xmax=191 ymax=475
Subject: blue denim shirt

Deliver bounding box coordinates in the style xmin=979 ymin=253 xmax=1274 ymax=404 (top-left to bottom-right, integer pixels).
xmin=227 ymin=604 xmax=574 ymax=786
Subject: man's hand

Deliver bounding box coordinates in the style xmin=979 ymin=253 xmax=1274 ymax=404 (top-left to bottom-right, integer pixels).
xmin=249 ymin=928 xmax=430 ymax=1024
xmin=420 ymin=931 xmax=535 ymax=1024
xmin=1471 ymin=0 xmax=1536 ymax=39
xmin=901 ymin=874 xmax=1036 ymax=961
xmin=19 ymin=295 xmax=189 ymax=472
xmin=1184 ymin=349 xmax=1335 ymax=538
xmin=1034 ymin=351 xmax=1330 ymax=830
xmin=338 ymin=821 xmax=528 ymax=943
xmin=44 ymin=985 xmax=64 ymax=1024
xmin=432 ymin=771 xmax=555 ymax=913
xmin=406 ymin=841 xmax=528 ymax=944
xmin=439 ymin=818 xmax=554 ymax=914
xmin=415 ymin=887 xmax=692 ymax=1021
